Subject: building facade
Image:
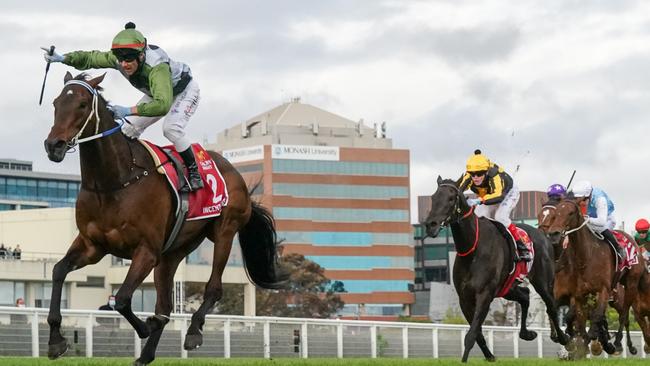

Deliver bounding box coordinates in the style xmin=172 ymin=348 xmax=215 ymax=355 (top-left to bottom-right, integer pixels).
xmin=0 ymin=159 xmax=80 ymax=211
xmin=209 ymin=98 xmax=414 ymax=318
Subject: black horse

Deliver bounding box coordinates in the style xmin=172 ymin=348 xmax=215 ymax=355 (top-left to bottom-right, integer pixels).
xmin=423 ymin=177 xmax=568 ymax=362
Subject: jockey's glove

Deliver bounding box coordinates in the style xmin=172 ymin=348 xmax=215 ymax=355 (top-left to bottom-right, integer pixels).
xmin=467 ymin=198 xmax=482 ymax=206
xmin=121 ymin=121 xmax=142 ymax=139
xmin=109 ymin=105 xmax=133 ymax=120
xmin=40 ymin=47 xmax=64 ymax=63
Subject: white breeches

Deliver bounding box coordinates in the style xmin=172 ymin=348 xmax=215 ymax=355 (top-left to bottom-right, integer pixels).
xmin=474 ymin=185 xmax=520 ymax=227
xmin=127 ymin=79 xmax=200 ymax=152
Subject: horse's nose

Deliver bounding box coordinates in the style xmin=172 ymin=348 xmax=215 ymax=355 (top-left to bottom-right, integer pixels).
xmin=548 ymin=231 xmax=561 ymax=244
xmin=44 ymin=138 xmax=67 ymax=162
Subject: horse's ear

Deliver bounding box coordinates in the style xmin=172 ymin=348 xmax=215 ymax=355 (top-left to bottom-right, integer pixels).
xmin=437 ymin=175 xmax=443 ymax=185
xmin=87 ymin=73 xmax=106 ymax=89
xmin=64 ymin=71 xmax=73 ymax=83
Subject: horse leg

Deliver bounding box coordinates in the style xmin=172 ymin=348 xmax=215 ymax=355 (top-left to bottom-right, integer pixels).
xmin=476 ymin=327 xmax=496 ymax=362
xmin=185 ymin=222 xmax=236 ymax=350
xmin=461 ymin=292 xmax=493 ymax=363
xmin=612 ymin=305 xmax=625 ymax=354
xmin=591 ymin=288 xmax=616 ymax=354
xmin=48 ymin=236 xmax=104 ymax=359
xmin=135 ymin=254 xmax=184 ymax=366
xmin=113 ymin=245 xmax=158 ymax=339
xmin=565 ymin=306 xmax=576 ymax=338
xmin=625 ymin=311 xmax=638 ymax=355
xmin=532 ymin=278 xmax=569 ymax=345
xmin=632 ymin=305 xmax=650 ymax=353
xmin=504 ymin=286 xmax=537 ymax=341
xmin=570 ymin=297 xmax=589 ymax=359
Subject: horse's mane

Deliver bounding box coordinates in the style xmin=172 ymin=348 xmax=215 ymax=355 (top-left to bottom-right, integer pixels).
xmin=439 ymin=178 xmax=457 ymax=186
xmin=72 ymin=73 xmax=113 ymax=108
xmin=73 ymin=73 xmax=104 ymax=92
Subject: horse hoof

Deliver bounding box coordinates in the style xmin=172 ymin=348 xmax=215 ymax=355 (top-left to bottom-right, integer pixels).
xmin=603 ymin=342 xmax=616 ymax=355
xmin=519 ymin=330 xmax=537 ymax=341
xmin=184 ymin=333 xmax=203 ymax=350
xmin=133 ymin=359 xmax=149 ymax=366
xmin=629 ymin=345 xmax=638 ymax=355
xmin=590 ymin=340 xmax=603 ymax=356
xmin=614 ymin=342 xmax=623 ymax=355
xmin=486 ymin=356 xmax=496 ymax=362
xmin=47 ymin=340 xmax=69 ymax=360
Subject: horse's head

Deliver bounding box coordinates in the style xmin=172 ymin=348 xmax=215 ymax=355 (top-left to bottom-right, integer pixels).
xmin=537 ymin=205 xmax=557 ymax=234
xmin=422 ymin=176 xmax=464 ymax=238
xmin=547 ymin=200 xmax=582 ymax=246
xmin=44 ymin=72 xmax=106 ymax=162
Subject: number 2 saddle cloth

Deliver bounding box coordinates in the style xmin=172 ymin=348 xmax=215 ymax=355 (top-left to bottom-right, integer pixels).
xmin=140 ymin=140 xmax=229 ymax=220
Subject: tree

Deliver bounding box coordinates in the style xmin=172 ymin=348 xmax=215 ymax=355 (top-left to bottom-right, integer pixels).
xmin=256 ymin=253 xmax=345 ymax=318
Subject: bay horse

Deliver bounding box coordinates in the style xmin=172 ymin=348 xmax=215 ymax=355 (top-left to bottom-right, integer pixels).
xmin=423 ymin=177 xmax=567 ymax=362
xmin=43 ymin=72 xmax=286 ymax=365
xmin=537 ymin=202 xmax=639 ymax=356
xmin=547 ymin=199 xmax=642 ymax=357
xmin=631 ymin=263 xmax=650 ymax=354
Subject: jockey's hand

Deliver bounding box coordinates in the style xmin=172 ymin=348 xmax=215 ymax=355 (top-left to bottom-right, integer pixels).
xmin=109 ymin=105 xmax=133 ymax=120
xmin=40 ymin=47 xmax=64 ymax=63
xmin=467 ymin=198 xmax=481 ymax=207
xmin=121 ymin=121 xmax=141 ymax=139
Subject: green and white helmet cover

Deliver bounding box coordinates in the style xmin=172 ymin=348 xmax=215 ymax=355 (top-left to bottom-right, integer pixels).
xmin=111 ymin=22 xmax=146 ymax=51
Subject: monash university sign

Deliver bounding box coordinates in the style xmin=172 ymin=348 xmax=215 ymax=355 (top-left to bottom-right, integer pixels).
xmin=272 ymin=144 xmax=340 ymax=161
xmin=222 ymin=145 xmax=264 ymax=163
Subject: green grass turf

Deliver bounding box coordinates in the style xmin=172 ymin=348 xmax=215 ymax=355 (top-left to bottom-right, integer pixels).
xmin=1 ymin=358 xmax=649 ymax=366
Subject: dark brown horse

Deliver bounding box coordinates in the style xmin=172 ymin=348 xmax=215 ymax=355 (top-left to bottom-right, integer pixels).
xmin=43 ymin=72 xmax=286 ymax=365
xmin=423 ymin=177 xmax=567 ymax=362
xmin=631 ymin=262 xmax=650 ymax=354
xmin=537 ymin=203 xmax=639 ymax=355
xmin=547 ymin=199 xmax=642 ymax=357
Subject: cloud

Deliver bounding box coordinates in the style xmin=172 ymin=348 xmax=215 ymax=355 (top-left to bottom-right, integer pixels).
xmin=2 ymin=0 xmax=650 ymax=230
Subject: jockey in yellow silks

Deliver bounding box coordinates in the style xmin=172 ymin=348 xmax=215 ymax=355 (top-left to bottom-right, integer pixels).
xmin=458 ymin=149 xmax=531 ymax=262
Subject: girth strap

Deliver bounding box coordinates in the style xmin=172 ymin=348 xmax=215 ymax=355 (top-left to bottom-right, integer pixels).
xmin=159 ymin=148 xmax=189 ymax=253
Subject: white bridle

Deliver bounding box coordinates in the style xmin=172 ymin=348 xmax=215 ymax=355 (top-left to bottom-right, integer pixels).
xmin=63 ymin=79 xmax=123 ymax=148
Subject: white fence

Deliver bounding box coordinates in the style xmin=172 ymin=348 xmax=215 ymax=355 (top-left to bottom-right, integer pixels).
xmin=0 ymin=306 xmax=646 ymax=359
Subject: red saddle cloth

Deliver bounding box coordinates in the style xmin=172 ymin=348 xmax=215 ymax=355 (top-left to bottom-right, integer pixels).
xmin=612 ymin=231 xmax=638 ymax=271
xmin=497 ymin=227 xmax=535 ymax=298
xmin=140 ymin=141 xmax=229 ymax=220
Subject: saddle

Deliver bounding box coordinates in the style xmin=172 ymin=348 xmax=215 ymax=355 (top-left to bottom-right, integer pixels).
xmin=609 ymin=231 xmax=639 ymax=272
xmin=484 ymin=219 xmax=535 ymax=297
xmin=139 ymin=140 xmax=229 ymax=252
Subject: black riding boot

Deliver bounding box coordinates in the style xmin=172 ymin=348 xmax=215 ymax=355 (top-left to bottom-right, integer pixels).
xmin=602 ymin=229 xmax=626 ymax=260
xmin=179 ymin=148 xmax=204 ymax=191
xmin=516 ymin=240 xmax=532 ymax=262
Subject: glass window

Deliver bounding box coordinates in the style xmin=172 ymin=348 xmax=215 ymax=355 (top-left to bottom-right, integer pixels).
xmin=273 ymin=183 xmax=408 ymax=200
xmin=57 ymin=182 xmax=67 ymax=198
xmin=306 ymin=255 xmax=413 ymax=270
xmin=26 ymin=180 xmax=37 ymax=198
xmin=6 ymin=178 xmax=17 ymax=195
xmin=338 ymin=280 xmax=410 ymax=293
xmin=77 ymin=276 xmax=105 ymax=288
xmin=0 ymin=281 xmax=13 ymax=306
xmin=277 ymin=231 xmax=410 ymax=246
xmin=0 ymin=177 xmax=5 ymax=195
xmin=424 ymin=245 xmax=449 ymax=260
xmin=273 ymin=207 xmax=408 ymax=223
xmin=236 ymin=164 xmax=263 ymax=174
xmin=47 ymin=181 xmax=57 ymax=198
xmin=15 ymin=179 xmax=27 ymax=196
xmin=272 ymin=159 xmax=408 ymax=177
xmin=425 ymin=267 xmax=448 ymax=282
xmin=68 ymin=182 xmax=79 ymax=199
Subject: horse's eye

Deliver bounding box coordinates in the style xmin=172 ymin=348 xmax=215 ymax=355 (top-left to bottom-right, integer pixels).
xmin=79 ymin=102 xmax=87 ymax=109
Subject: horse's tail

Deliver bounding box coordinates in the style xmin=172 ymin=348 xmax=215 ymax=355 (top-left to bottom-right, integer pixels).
xmin=238 ymin=200 xmax=288 ymax=289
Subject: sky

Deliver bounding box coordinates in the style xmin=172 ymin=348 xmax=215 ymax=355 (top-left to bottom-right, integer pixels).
xmin=2 ymin=0 xmax=650 ymax=230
